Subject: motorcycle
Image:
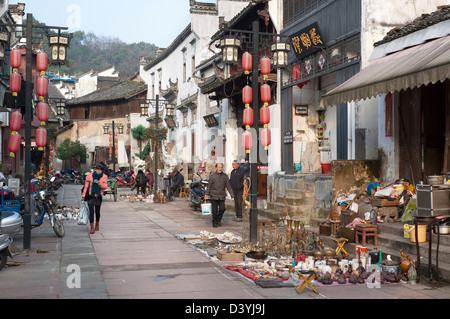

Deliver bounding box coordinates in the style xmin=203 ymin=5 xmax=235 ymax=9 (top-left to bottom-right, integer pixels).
xmin=189 ymin=173 xmax=208 ymax=211
xmin=0 ymin=190 xmax=22 ymax=270
xmin=114 ymin=171 xmax=136 ymax=187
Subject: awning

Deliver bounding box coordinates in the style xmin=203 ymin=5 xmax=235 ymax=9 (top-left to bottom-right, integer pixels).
xmin=321 ymin=35 xmax=450 ymax=107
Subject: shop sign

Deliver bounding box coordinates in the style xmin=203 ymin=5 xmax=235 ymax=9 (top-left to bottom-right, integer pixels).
xmin=290 ymin=22 xmax=325 ymax=60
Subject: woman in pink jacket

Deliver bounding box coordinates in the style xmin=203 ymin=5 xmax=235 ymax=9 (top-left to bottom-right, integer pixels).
xmin=82 ymin=164 xmax=108 ymax=234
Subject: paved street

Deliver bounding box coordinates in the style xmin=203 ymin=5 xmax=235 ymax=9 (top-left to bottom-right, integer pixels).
xmin=1 ymin=184 xmax=450 ymax=302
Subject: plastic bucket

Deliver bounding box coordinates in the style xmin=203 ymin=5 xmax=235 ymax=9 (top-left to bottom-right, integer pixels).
xmin=409 ymin=225 xmax=426 ymax=243
xmin=201 ymin=203 xmax=212 ymax=215
xmin=321 ymin=163 xmax=331 ymax=174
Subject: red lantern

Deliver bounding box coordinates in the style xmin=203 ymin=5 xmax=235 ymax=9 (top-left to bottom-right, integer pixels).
xmin=242 ymin=52 xmax=252 ymax=74
xmin=243 ymin=107 xmax=254 ymax=130
xmin=109 ymin=143 xmax=113 ymax=149
xmin=37 ymin=102 xmax=49 ymax=125
xmin=242 ymin=85 xmax=252 ymax=107
xmin=36 ymin=77 xmax=48 ymax=101
xmin=36 ymin=52 xmax=48 ymax=76
xmin=261 ymin=128 xmax=272 ymax=150
xmin=10 ymin=49 xmax=22 ymax=70
xmin=260 ymin=56 xmax=271 ymax=78
xmin=260 ymin=106 xmax=270 ymax=128
xmin=242 ymin=131 xmax=253 ymax=154
xmin=9 ymin=72 xmax=21 ymax=96
xmin=115 ymin=150 xmax=118 ymax=158
xmin=109 ymin=149 xmax=113 ymax=156
xmin=109 ymin=130 xmax=112 ymax=136
xmin=8 ymin=133 xmax=21 ymax=157
xmin=49 ymin=151 xmax=53 ymax=157
xmin=261 ymin=83 xmax=271 ymax=106
xmin=35 ymin=127 xmax=47 ymax=151
xmin=10 ymin=111 xmax=22 ymax=133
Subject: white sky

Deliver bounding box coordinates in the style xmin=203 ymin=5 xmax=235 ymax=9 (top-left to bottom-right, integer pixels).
xmin=20 ymin=0 xmax=196 ymax=47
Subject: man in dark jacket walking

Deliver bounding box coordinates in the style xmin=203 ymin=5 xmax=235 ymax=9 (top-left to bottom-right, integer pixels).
xmin=135 ymin=170 xmax=149 ymax=195
xmin=230 ymin=160 xmax=248 ymax=222
xmin=205 ymin=163 xmax=234 ymax=227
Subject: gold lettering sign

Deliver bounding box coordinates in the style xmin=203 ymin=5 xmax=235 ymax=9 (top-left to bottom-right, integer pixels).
xmin=289 ymin=22 xmax=324 ymax=60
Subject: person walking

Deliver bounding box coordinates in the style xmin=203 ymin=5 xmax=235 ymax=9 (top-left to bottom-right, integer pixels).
xmin=82 ymin=164 xmax=108 ymax=234
xmin=230 ymin=160 xmax=248 ymax=222
xmin=135 ymin=169 xmax=149 ymax=196
xmin=205 ymin=163 xmax=234 ymax=227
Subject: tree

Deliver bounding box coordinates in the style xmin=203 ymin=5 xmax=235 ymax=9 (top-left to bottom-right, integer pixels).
xmin=55 ymin=139 xmax=87 ymax=169
xmin=131 ymin=125 xmax=147 ymax=153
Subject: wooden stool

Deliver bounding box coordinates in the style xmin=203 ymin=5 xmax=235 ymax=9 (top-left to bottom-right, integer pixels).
xmin=332 ymin=237 xmax=348 ymax=255
xmin=355 ymin=224 xmax=378 ymax=245
xmin=296 ymin=270 xmax=319 ymax=295
xmin=330 ymin=220 xmax=340 ymax=236
xmin=257 ymin=219 xmax=277 ymax=243
xmin=179 ymin=186 xmax=188 ymax=198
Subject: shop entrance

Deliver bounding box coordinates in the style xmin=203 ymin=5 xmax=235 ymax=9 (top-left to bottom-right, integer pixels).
xmin=398 ymin=80 xmax=449 ymax=183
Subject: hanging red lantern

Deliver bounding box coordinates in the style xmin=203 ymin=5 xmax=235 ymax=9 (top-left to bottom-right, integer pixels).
xmin=109 ymin=143 xmax=113 ymax=149
xmin=37 ymin=102 xmax=49 ymax=125
xmin=260 ymin=106 xmax=270 ymax=128
xmin=109 ymin=149 xmax=113 ymax=156
xmin=261 ymin=83 xmax=271 ymax=106
xmin=243 ymin=107 xmax=254 ymax=130
xmin=242 ymin=131 xmax=253 ymax=154
xmin=49 ymin=151 xmax=53 ymax=157
xmin=242 ymin=52 xmax=252 ymax=74
xmin=260 ymin=56 xmax=271 ymax=79
xmin=36 ymin=52 xmax=48 ymax=76
xmin=9 ymin=72 xmax=21 ymax=96
xmin=109 ymin=130 xmax=113 ymax=136
xmin=35 ymin=127 xmax=47 ymax=151
xmin=261 ymin=128 xmax=272 ymax=150
xmin=242 ymin=85 xmax=252 ymax=107
xmin=8 ymin=133 xmax=21 ymax=157
xmin=115 ymin=150 xmax=118 ymax=158
xmin=9 ymin=111 xmax=22 ymax=133
xmin=36 ymin=77 xmax=48 ymax=101
xmin=10 ymin=49 xmax=22 ymax=71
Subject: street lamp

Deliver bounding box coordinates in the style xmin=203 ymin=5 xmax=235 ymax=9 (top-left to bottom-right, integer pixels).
xmin=164 ymin=103 xmax=176 ymax=129
xmin=1 ymin=13 xmax=71 ymax=250
xmin=140 ymin=101 xmax=149 ymax=117
xmin=219 ymin=21 xmax=291 ymax=243
xmin=48 ymin=32 xmax=71 ymax=65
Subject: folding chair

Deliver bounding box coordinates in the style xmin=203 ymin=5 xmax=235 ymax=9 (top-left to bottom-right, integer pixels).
xmin=296 ymin=270 xmax=319 ymax=295
xmin=332 ymin=237 xmax=348 ymax=256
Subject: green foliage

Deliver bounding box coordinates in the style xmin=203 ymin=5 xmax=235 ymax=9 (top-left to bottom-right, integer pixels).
xmin=55 ymin=138 xmax=87 ymax=161
xmin=135 ymin=143 xmax=152 ymax=161
xmin=131 ymin=125 xmax=147 ymax=149
xmin=32 ymin=16 xmax=157 ymax=76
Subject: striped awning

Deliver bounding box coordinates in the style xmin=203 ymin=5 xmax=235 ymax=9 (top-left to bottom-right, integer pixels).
xmin=321 ymin=35 xmax=450 ymax=106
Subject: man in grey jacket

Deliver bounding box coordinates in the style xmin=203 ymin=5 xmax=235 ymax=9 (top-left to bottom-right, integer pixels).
xmin=205 ymin=163 xmax=234 ymax=227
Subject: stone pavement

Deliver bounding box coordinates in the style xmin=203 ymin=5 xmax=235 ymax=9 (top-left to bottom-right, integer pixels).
xmin=1 ymin=184 xmax=450 ymax=301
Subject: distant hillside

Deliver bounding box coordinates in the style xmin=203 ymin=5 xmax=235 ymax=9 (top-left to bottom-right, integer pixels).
xmin=48 ymin=30 xmax=157 ymax=76
xmin=27 ymin=17 xmax=157 ymax=76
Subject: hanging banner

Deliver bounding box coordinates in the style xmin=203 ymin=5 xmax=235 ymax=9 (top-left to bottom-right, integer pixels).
xmin=290 ymin=22 xmax=325 ymax=60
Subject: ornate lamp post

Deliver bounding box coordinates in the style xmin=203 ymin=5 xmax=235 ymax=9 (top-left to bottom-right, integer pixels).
xmin=219 ymin=21 xmax=291 ymax=243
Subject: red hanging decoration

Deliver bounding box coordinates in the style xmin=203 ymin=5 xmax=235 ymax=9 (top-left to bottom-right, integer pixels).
xmin=109 ymin=149 xmax=113 ymax=156
xmin=260 ymin=106 xmax=270 ymax=128
xmin=243 ymin=107 xmax=254 ymax=130
xmin=109 ymin=130 xmax=113 ymax=136
xmin=242 ymin=85 xmax=252 ymax=107
xmin=261 ymin=128 xmax=272 ymax=150
xmin=261 ymin=83 xmax=271 ymax=106
xmin=36 ymin=52 xmax=48 ymax=76
xmin=35 ymin=127 xmax=47 ymax=151
xmin=9 ymin=111 xmax=22 ymax=133
xmin=37 ymin=102 xmax=49 ymax=125
xmin=9 ymin=72 xmax=21 ymax=97
xmin=8 ymin=133 xmax=21 ymax=157
xmin=242 ymin=131 xmax=253 ymax=154
xmin=242 ymin=52 xmax=252 ymax=75
xmin=36 ymin=77 xmax=48 ymax=101
xmin=10 ymin=49 xmax=22 ymax=71
xmin=260 ymin=56 xmax=271 ymax=79
xmin=115 ymin=150 xmax=118 ymax=158
xmin=109 ymin=143 xmax=113 ymax=149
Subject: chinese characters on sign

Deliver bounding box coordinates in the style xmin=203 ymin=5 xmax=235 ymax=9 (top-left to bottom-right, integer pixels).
xmin=290 ymin=22 xmax=324 ymax=60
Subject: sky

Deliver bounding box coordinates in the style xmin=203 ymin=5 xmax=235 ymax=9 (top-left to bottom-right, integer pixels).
xmin=20 ymin=0 xmax=195 ymax=47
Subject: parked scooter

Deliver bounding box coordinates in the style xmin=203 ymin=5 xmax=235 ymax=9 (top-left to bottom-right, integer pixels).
xmin=0 ymin=210 xmax=22 ymax=270
xmin=189 ymin=173 xmax=208 ymax=211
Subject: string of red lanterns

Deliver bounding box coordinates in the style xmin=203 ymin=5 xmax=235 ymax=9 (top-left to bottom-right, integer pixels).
xmin=8 ymin=111 xmax=22 ymax=157
xmin=36 ymin=52 xmax=48 ymax=152
xmin=9 ymin=50 xmax=23 ymax=157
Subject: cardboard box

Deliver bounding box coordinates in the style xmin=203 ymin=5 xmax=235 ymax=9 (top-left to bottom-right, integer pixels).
xmin=217 ymin=251 xmax=245 ymax=262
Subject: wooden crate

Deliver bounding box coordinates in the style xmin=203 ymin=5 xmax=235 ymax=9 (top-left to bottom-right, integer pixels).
xmin=371 ymin=197 xmax=399 ymax=206
xmin=217 ymin=251 xmax=245 ymax=262
xmin=319 ymin=223 xmax=331 ymax=236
